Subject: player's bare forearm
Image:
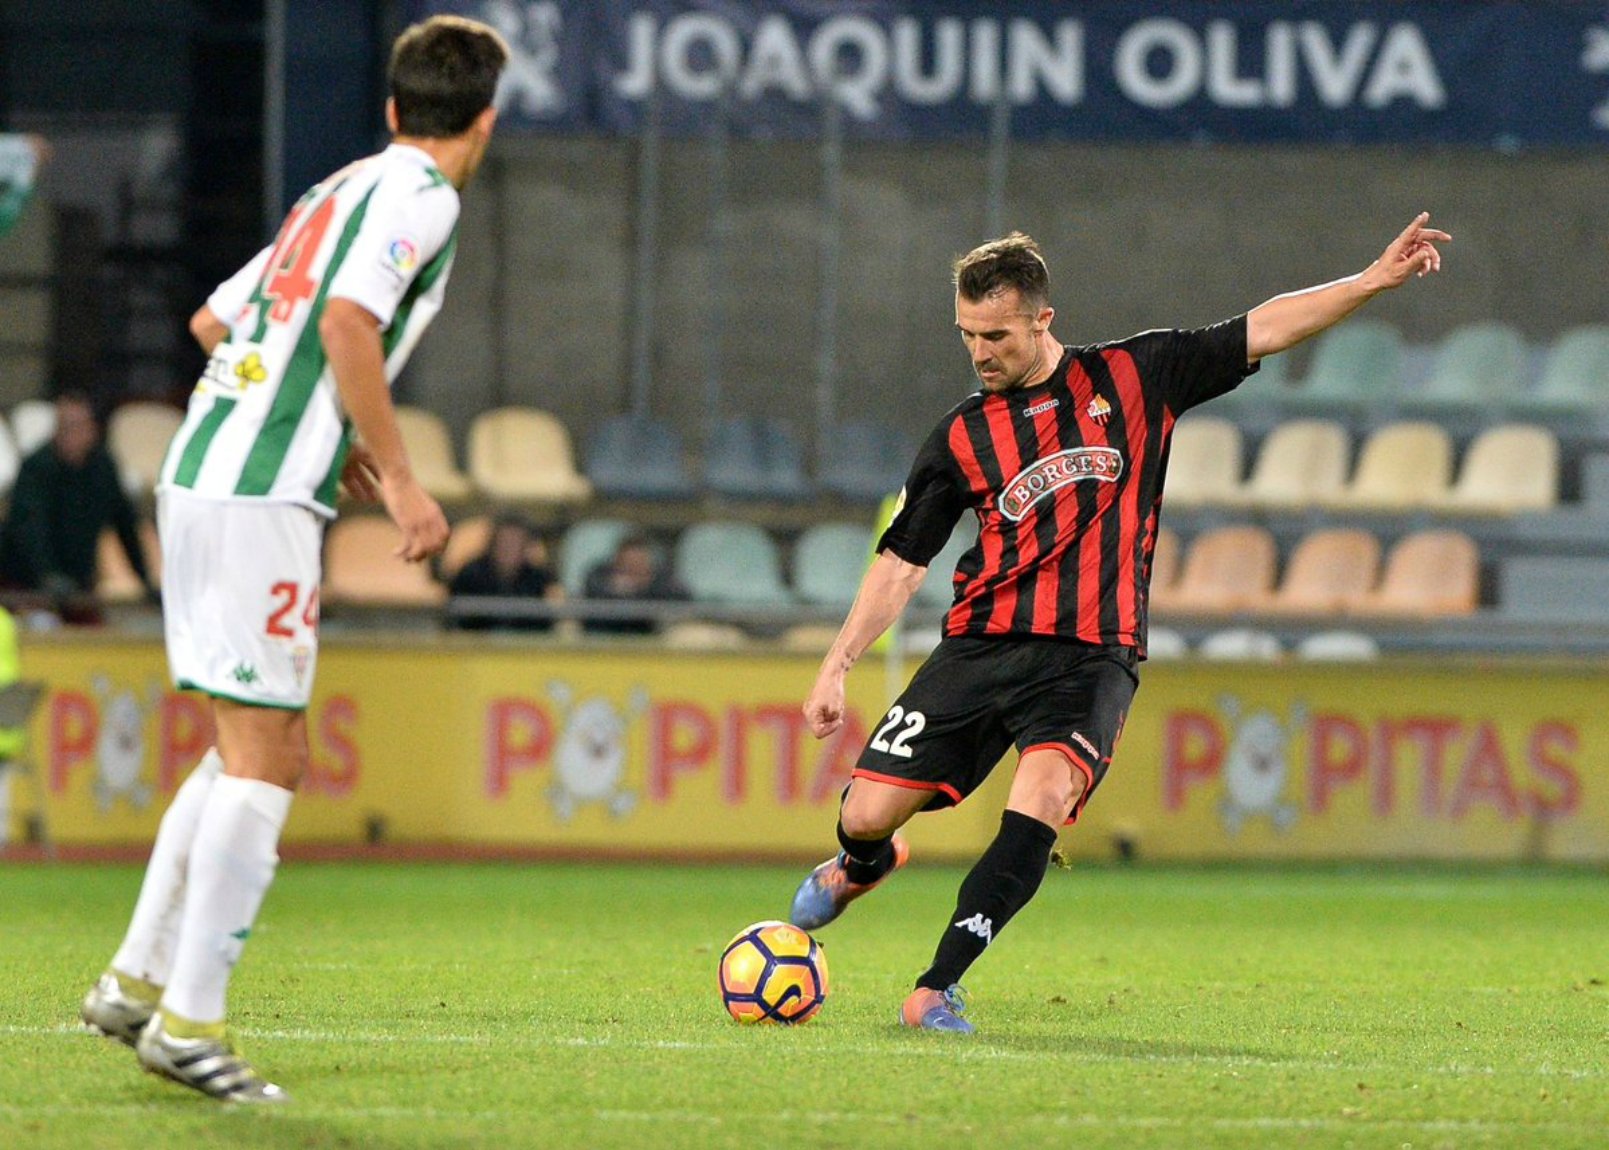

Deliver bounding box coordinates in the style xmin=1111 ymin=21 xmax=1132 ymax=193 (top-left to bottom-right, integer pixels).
xmin=188 ymin=306 xmax=230 ymax=356
xmin=1247 ymin=211 xmax=1450 ymax=362
xmin=320 ymin=299 xmax=412 ymax=483
xmin=823 ymin=552 xmax=926 ymax=673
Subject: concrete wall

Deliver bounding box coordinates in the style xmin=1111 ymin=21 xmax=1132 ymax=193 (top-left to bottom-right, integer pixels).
xmin=397 ymin=139 xmax=1608 ymax=457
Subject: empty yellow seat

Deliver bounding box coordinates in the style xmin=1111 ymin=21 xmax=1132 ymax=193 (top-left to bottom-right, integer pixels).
xmin=1440 ymin=423 xmax=1559 ymax=515
xmin=467 ymin=407 xmax=593 ymax=503
xmin=1328 ymin=421 xmax=1452 ymax=511
xmin=1351 ymin=530 xmax=1478 ymax=618
xmin=323 ymin=516 xmax=447 ymax=606
xmin=1150 ymin=525 xmax=1276 ymax=615
xmin=108 ymin=401 xmax=185 ymax=496
xmin=1161 ymin=416 xmax=1243 ymax=508
xmin=394 ymin=405 xmax=473 ymax=502
xmin=1240 ymin=419 xmax=1350 ymax=510
xmin=1259 ymin=528 xmax=1381 ymax=616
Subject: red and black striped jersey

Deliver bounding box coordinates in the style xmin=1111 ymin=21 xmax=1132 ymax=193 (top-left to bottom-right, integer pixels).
xmin=879 ymin=315 xmax=1255 ymax=656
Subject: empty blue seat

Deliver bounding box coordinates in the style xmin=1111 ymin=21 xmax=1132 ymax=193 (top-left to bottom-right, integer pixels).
xmin=1283 ymin=320 xmax=1403 ymax=414
xmin=587 ymin=415 xmax=696 ymax=499
xmin=1528 ymin=325 xmax=1609 ymax=414
xmin=793 ymin=523 xmax=874 ymax=607
xmin=674 ymin=521 xmax=794 ymax=605
xmin=1403 ymin=321 xmax=1528 ymax=412
xmin=559 ymin=518 xmax=632 ymax=595
xmin=818 ymin=420 xmax=916 ymax=502
xmin=705 ymin=418 xmax=810 ymax=500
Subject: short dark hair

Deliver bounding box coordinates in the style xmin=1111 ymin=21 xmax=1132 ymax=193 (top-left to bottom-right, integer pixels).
xmin=389 ymin=15 xmax=509 ymax=138
xmin=952 ymin=232 xmax=1050 ymax=311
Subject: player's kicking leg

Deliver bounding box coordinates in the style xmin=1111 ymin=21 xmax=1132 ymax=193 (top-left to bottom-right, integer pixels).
xmin=81 ymin=748 xmax=226 ymax=1044
xmin=899 ymin=748 xmax=1082 ymax=1035
xmin=133 ymin=700 xmax=302 ymax=1103
xmin=789 ymin=778 xmax=927 ymax=930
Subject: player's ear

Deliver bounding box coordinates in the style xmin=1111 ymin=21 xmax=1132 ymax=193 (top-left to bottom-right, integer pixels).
xmin=1035 ymin=305 xmax=1055 ymax=333
xmin=384 ymin=98 xmax=399 ymax=134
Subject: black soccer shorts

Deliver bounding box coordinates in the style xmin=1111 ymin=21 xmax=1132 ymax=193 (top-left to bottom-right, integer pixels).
xmin=852 ymin=636 xmax=1138 ymax=822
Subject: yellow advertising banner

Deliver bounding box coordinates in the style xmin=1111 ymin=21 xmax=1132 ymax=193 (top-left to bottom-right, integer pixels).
xmin=7 ymin=636 xmax=1607 ymax=862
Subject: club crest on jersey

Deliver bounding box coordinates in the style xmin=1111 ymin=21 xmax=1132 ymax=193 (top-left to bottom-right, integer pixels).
xmin=1000 ymin=447 xmax=1124 ymax=521
xmin=1086 ymin=395 xmax=1112 ymax=423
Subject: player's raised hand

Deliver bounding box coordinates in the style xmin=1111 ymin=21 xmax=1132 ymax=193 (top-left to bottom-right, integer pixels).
xmin=804 ymin=669 xmax=847 ymax=740
xmin=1364 ymin=211 xmax=1451 ymax=292
xmin=381 ymin=472 xmax=449 ymax=562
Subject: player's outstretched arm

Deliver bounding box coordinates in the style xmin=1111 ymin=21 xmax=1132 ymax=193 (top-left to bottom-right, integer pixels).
xmin=804 ymin=551 xmax=926 ymax=739
xmin=320 ymin=298 xmax=448 ymax=561
xmin=1246 ymin=212 xmax=1450 ymax=362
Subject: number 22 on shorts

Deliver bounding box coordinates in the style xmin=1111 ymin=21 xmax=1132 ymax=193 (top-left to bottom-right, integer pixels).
xmin=870 ymin=705 xmax=926 ymax=758
xmin=265 ymin=581 xmax=319 ymax=638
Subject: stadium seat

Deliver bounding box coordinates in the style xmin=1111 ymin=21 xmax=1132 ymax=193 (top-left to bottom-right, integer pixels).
xmin=1160 ymin=415 xmax=1243 ymax=508
xmin=673 ymin=521 xmax=793 ymax=605
xmin=1282 ymin=320 xmax=1402 ymax=413
xmin=0 ymin=421 xmax=20 ymax=496
xmin=394 ymin=405 xmax=472 ymax=502
xmin=704 ymin=417 xmax=810 ymax=501
xmin=1145 ymin=625 xmax=1189 ymax=660
xmin=1528 ymin=325 xmax=1609 ymax=414
xmin=1328 ymin=421 xmax=1453 ymax=511
xmin=662 ymin=621 xmax=748 ymax=650
xmin=1238 ymin=419 xmax=1351 ymax=510
xmin=1149 ymin=526 xmax=1181 ymax=597
xmin=818 ymin=419 xmax=915 ymax=502
xmin=95 ymin=523 xmax=161 ymax=602
xmin=9 ymin=398 xmax=55 ymax=457
xmin=586 ymin=414 xmax=696 ymax=499
xmin=323 ymin=515 xmax=447 ymax=606
xmin=1258 ymin=528 xmax=1381 ymax=616
xmin=437 ymin=515 xmax=492 ymax=583
xmin=1350 ymin=529 xmax=1479 ymax=617
xmin=559 ymin=517 xmax=632 ymax=596
xmin=1197 ymin=627 xmax=1283 ymax=661
xmin=793 ymin=522 xmax=874 ymax=607
xmin=914 ymin=521 xmax=977 ymax=610
xmin=1440 ymin=423 xmax=1559 ymax=515
xmin=1295 ymin=630 xmax=1381 ymax=661
xmin=107 ymin=401 xmax=184 ymax=496
xmin=779 ymin=623 xmax=842 ymax=652
xmin=1403 ymin=321 xmax=1527 ymax=412
xmin=467 ymin=407 xmax=592 ymax=503
xmin=1150 ymin=524 xmax=1277 ymax=615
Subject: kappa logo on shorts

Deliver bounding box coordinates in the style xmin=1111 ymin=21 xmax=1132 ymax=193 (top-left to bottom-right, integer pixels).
xmin=230 ymin=662 xmax=261 ymax=687
xmin=1069 ymin=731 xmax=1099 ymax=760
xmin=1000 ymin=447 xmax=1124 ymax=521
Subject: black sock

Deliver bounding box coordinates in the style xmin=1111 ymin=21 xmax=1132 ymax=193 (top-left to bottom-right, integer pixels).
xmin=915 ymin=810 xmax=1058 ymax=992
xmin=837 ymin=820 xmax=895 ymax=885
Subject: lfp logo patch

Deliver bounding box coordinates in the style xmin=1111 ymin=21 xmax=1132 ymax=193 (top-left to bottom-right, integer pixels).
xmin=386 ymin=237 xmax=419 ymax=274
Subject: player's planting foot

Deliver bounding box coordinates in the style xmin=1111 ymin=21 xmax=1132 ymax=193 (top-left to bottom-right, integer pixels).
xmin=900 ymin=985 xmax=975 ymax=1034
xmin=789 ymin=834 xmax=910 ymax=930
xmin=80 ymin=971 xmax=159 ymax=1047
xmin=136 ymin=1014 xmax=289 ymax=1104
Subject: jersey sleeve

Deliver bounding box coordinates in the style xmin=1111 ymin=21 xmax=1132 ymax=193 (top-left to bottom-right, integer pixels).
xmin=1122 ymin=314 xmax=1259 ymax=415
xmin=876 ymin=420 xmax=967 ymax=567
xmin=206 ymin=245 xmax=272 ymax=332
xmin=326 ymin=170 xmax=459 ymax=329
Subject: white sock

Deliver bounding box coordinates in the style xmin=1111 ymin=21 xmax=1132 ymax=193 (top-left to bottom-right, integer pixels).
xmin=160 ymin=775 xmax=293 ymax=1025
xmin=109 ymin=749 xmax=224 ymax=987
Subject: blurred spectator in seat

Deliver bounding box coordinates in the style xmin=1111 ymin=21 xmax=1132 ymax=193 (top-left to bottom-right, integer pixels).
xmin=447 ymin=512 xmax=562 ymax=632
xmin=0 ymin=392 xmax=152 ymax=610
xmin=582 ymin=534 xmax=688 ymax=635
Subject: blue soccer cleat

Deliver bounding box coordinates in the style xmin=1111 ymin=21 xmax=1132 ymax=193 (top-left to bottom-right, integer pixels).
xmin=788 ymin=835 xmax=909 ymax=931
xmin=900 ymin=984 xmax=975 ymax=1034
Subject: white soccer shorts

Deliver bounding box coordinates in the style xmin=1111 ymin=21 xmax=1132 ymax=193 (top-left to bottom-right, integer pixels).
xmin=157 ymin=488 xmax=324 ymax=709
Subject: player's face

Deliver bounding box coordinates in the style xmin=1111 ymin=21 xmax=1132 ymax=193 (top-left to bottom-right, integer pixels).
xmin=955 ymin=288 xmax=1053 ymax=393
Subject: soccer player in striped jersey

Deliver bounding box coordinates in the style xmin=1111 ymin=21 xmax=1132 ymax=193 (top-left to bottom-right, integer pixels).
xmin=790 ymin=215 xmax=1449 ymax=1033
xmin=79 ymin=15 xmax=508 ymax=1101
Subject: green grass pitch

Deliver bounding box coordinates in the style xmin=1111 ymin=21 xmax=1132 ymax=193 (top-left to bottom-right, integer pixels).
xmin=2 ymin=860 xmax=1605 ymax=1149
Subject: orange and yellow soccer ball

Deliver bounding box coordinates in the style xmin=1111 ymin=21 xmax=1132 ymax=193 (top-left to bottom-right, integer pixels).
xmin=718 ymin=920 xmax=829 ymax=1025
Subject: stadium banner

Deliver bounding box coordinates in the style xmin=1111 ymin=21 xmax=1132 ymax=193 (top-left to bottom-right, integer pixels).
xmin=7 ymin=636 xmax=1609 ymax=862
xmin=414 ymin=1 xmax=1609 ymax=147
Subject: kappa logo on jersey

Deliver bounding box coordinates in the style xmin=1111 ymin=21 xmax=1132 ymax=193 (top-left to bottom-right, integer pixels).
xmin=1000 ymin=447 xmax=1124 ymax=521
xmin=955 ymin=913 xmax=994 ymax=944
xmin=1023 ymin=397 xmax=1059 ymax=417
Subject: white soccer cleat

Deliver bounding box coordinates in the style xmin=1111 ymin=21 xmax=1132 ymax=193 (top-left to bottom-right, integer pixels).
xmin=80 ymin=972 xmax=158 ymax=1047
xmin=136 ymin=1015 xmax=290 ymax=1104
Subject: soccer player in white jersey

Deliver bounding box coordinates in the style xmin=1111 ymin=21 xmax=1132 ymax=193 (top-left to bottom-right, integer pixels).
xmin=79 ymin=16 xmax=508 ymax=1103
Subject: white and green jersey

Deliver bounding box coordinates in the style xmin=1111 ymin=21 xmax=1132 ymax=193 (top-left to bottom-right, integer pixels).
xmin=159 ymin=143 xmax=459 ymax=517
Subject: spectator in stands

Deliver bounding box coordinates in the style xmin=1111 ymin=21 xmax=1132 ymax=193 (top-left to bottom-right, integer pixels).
xmin=582 ymin=534 xmax=688 ymax=635
xmin=0 ymin=391 xmax=152 ymax=605
xmin=447 ymin=513 xmax=562 ymax=632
